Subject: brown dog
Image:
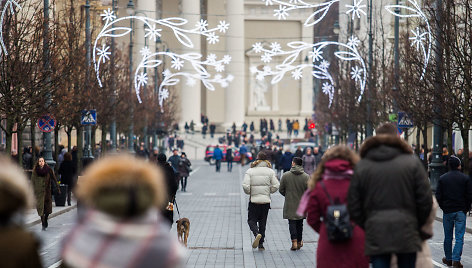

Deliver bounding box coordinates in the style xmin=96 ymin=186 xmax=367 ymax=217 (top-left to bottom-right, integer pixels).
xmin=176 ymin=218 xmax=190 ymax=247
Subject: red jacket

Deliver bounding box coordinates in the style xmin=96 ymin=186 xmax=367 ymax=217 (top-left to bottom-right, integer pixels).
xmin=306 ymin=178 xmax=369 ymax=268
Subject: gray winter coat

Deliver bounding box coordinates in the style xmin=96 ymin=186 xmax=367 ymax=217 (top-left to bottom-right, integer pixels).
xmin=302 ymin=154 xmax=316 ymax=175
xmin=279 ymin=165 xmax=309 ymax=220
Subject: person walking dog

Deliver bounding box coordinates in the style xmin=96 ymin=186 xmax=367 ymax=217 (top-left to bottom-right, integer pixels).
xmin=279 ymin=157 xmax=309 ymax=250
xmin=242 ymin=152 xmax=280 ymax=250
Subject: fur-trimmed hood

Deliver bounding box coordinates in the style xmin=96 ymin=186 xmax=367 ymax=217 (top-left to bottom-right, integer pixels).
xmin=360 ymin=134 xmax=413 ymax=161
xmin=0 ymin=158 xmax=34 ymax=218
xmin=76 ymin=155 xmax=166 ymax=218
xmin=251 ymin=160 xmax=272 ymax=169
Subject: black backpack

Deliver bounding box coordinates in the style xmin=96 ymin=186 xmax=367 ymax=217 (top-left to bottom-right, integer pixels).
xmin=320 ymin=181 xmax=353 ymax=242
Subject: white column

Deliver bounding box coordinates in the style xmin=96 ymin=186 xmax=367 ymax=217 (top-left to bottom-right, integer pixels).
xmin=225 ymin=0 xmax=245 ymax=127
xmin=180 ymin=0 xmax=201 ymax=127
xmin=300 ymin=26 xmax=313 ymax=116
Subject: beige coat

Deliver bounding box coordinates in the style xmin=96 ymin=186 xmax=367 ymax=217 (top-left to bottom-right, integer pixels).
xmin=391 ymin=197 xmax=438 ymax=268
xmin=242 ymin=160 xmax=279 ymax=204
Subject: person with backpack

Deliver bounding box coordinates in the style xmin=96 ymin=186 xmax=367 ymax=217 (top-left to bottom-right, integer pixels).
xmin=279 ymin=157 xmax=309 ymax=250
xmin=304 ymin=145 xmax=369 ymax=267
xmin=348 ymin=123 xmax=432 ymax=268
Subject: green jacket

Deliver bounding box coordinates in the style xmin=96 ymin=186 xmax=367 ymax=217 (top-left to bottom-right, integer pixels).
xmin=31 ymin=167 xmax=59 ymax=216
xmin=279 ymin=165 xmax=309 ymax=220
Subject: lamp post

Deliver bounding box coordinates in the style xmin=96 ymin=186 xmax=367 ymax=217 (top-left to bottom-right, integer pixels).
xmin=429 ymin=0 xmax=444 ymax=191
xmin=127 ymin=0 xmax=135 ymax=153
xmin=110 ymin=0 xmax=117 ymax=152
xmin=366 ymin=0 xmax=374 ymax=137
xmin=392 ymin=1 xmax=400 ymax=112
xmin=42 ymin=0 xmax=55 ymax=169
xmin=82 ymin=0 xmax=94 ymax=165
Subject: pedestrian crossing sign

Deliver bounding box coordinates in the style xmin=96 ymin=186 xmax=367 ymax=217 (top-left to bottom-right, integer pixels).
xmin=398 ymin=112 xmax=413 ymax=128
xmin=81 ymin=110 xmax=97 ymax=125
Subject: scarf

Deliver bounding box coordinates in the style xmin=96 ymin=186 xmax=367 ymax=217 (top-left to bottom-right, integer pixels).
xmin=35 ymin=165 xmax=50 ymax=177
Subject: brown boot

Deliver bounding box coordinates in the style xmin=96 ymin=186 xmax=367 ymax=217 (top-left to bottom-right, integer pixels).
xmin=297 ymin=240 xmax=303 ymax=250
xmin=290 ymin=239 xmax=298 ymax=251
xmin=442 ymin=258 xmax=452 ymax=266
xmin=452 ymin=261 xmax=463 ymax=268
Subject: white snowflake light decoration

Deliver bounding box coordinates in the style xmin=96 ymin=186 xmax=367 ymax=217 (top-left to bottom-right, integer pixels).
xmin=345 ymin=0 xmax=367 ymax=19
xmin=93 ymin=9 xmax=233 ymax=109
xmin=251 ymin=40 xmax=366 ymax=107
xmin=261 ymin=0 xmax=340 ymax=27
xmin=385 ymin=0 xmax=432 ymax=80
xmin=1 ymin=0 xmax=21 ymax=55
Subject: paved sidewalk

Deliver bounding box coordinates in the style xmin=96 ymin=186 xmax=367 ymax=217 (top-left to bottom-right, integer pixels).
xmin=172 ymin=161 xmax=318 ymax=267
xmin=25 ymin=200 xmax=77 ymax=227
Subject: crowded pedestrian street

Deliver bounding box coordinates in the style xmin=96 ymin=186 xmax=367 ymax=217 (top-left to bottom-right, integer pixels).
xmin=23 ymin=159 xmax=472 ymax=268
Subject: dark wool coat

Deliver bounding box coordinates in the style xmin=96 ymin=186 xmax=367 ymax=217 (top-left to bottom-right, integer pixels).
xmin=0 ymin=226 xmax=42 ymax=268
xmin=58 ymin=160 xmax=76 ymax=187
xmin=280 ymin=152 xmax=294 ymax=172
xmin=32 ymin=167 xmax=59 ymax=216
xmin=348 ymin=135 xmax=433 ymax=256
xmin=178 ymin=158 xmax=192 ymax=178
xmin=279 ymin=165 xmax=309 ymax=220
xmin=307 ymin=178 xmax=369 ymax=268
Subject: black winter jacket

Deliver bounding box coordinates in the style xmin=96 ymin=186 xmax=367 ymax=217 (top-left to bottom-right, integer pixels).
xmin=436 ymin=170 xmax=472 ymax=214
xmin=348 ymin=134 xmax=433 ymax=256
xmin=58 ymin=160 xmax=76 ymax=186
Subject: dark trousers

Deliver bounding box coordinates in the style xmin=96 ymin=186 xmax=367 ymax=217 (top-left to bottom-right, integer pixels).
xmin=180 ymin=177 xmax=188 ymax=191
xmin=288 ymin=219 xmax=303 ymax=241
xmin=215 ymin=160 xmax=221 ymax=172
xmin=227 ymin=160 xmax=233 ymax=172
xmin=371 ymin=253 xmax=416 ymax=268
xmin=247 ymin=202 xmax=270 ymax=243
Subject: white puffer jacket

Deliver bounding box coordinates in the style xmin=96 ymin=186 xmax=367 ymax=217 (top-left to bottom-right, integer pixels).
xmin=242 ymin=160 xmax=280 ymax=204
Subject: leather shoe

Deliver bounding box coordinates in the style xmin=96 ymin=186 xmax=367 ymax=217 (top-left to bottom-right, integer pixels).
xmin=442 ymin=258 xmax=452 ymax=266
xmin=452 ymin=261 xmax=463 ymax=268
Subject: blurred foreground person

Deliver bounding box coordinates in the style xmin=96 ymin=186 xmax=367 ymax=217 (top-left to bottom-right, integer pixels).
xmin=305 ymin=146 xmax=369 ymax=268
xmin=61 ymin=155 xmax=184 ymax=268
xmin=0 ymin=157 xmax=42 ymax=268
xmin=32 ymin=157 xmax=60 ymax=230
xmin=348 ymin=123 xmax=432 ymax=268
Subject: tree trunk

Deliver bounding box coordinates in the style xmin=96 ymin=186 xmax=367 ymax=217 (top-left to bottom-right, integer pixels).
xmin=461 ymin=128 xmax=469 ymax=175
xmin=422 ymin=124 xmax=429 ymax=169
xmin=31 ymin=120 xmax=36 ymax=165
xmin=4 ymin=118 xmax=14 ymax=155
xmin=91 ymin=126 xmax=96 ymax=157
xmin=17 ymin=127 xmax=23 ymax=168
xmin=66 ymin=128 xmax=72 ymax=152
xmin=416 ymin=126 xmax=421 ymax=156
xmin=77 ymin=125 xmax=83 ymax=173
xmin=447 ymin=124 xmax=453 ymax=155
xmin=54 ymin=126 xmax=60 ymax=164
xmin=101 ymin=125 xmax=107 ymax=156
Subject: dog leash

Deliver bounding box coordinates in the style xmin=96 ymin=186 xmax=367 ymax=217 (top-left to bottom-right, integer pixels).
xmin=173 ymin=196 xmax=181 ymax=218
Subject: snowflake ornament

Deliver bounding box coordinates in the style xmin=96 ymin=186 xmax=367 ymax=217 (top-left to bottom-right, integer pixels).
xmin=347 ymin=36 xmax=361 ymax=48
xmin=171 ymin=58 xmax=184 ymax=70
xmin=322 ymin=82 xmax=333 ymax=95
xmin=409 ymin=27 xmax=427 ymax=51
xmin=159 ymin=89 xmax=170 ymax=100
xmin=345 ymin=0 xmax=367 ymax=19
xmin=207 ymin=32 xmax=219 ymax=44
xmin=274 ymin=5 xmax=289 ymax=20
xmin=350 ymin=66 xmax=363 ymax=82
xmin=96 ymin=44 xmax=111 ymax=64
xmin=144 ymin=24 xmax=162 ymax=42
xmin=196 ymin=19 xmax=209 ymax=32
xmin=270 ymin=42 xmax=282 ymax=52
xmin=291 ymin=69 xmax=303 ymax=80
xmin=101 ymin=8 xmax=116 ymax=23
xmin=140 ymin=47 xmax=152 ymax=57
xmin=217 ymin=21 xmax=230 ymax=33
xmin=136 ymin=72 xmax=148 ymax=88
xmin=309 ymin=47 xmax=324 ymax=62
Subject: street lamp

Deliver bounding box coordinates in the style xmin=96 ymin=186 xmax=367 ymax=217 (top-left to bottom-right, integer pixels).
xmin=110 ymin=0 xmax=117 ymax=153
xmin=366 ymin=0 xmax=374 ymax=137
xmin=42 ymin=0 xmax=55 ymax=169
xmin=83 ymin=0 xmax=94 ymax=166
xmin=127 ymin=0 xmax=135 ymax=153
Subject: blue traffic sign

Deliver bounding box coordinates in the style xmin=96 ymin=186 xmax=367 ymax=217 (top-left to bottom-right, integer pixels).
xmin=37 ymin=114 xmax=56 ymax=133
xmin=81 ymin=110 xmax=97 ymax=125
xmin=398 ymin=112 xmax=414 ymax=128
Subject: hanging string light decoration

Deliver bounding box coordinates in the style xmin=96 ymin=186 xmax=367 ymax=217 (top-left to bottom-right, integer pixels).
xmin=93 ymin=8 xmax=232 ymax=108
xmin=385 ymin=0 xmax=431 ymax=80
xmin=0 ymin=0 xmax=21 ymax=55
xmin=257 ymin=0 xmax=368 ymax=106
xmin=251 ymin=38 xmax=366 ymax=107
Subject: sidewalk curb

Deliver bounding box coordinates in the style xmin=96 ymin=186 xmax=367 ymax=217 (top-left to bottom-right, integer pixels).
xmin=239 ymin=164 xmax=257 ymax=268
xmin=26 ymin=205 xmax=77 ymax=228
xmin=435 ymin=216 xmax=472 ymax=234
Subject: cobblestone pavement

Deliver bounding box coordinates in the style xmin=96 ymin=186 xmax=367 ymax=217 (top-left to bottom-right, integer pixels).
xmin=27 ymin=159 xmax=472 ymax=268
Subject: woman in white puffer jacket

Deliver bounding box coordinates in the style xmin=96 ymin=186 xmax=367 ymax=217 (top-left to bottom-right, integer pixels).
xmin=242 ymin=151 xmax=280 ymax=250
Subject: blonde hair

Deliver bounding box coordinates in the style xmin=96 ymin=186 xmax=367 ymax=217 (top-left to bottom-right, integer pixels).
xmin=307 ymin=145 xmax=360 ymax=190
xmin=76 ymin=155 xmax=167 ymax=217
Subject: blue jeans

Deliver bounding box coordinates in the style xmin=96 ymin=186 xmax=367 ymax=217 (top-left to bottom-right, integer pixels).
xmin=443 ymin=211 xmax=466 ymax=261
xmin=371 ymin=253 xmax=416 ymax=268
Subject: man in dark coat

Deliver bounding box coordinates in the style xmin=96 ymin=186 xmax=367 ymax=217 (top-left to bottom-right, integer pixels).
xmin=348 ymin=123 xmax=432 ymax=267
xmin=280 ymin=149 xmax=294 ymax=173
xmin=210 ymin=124 xmax=216 ymax=138
xmin=168 ymin=149 xmax=180 ymax=176
xmin=157 ymin=153 xmax=179 ymax=226
xmin=435 ymin=156 xmax=472 ymax=267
